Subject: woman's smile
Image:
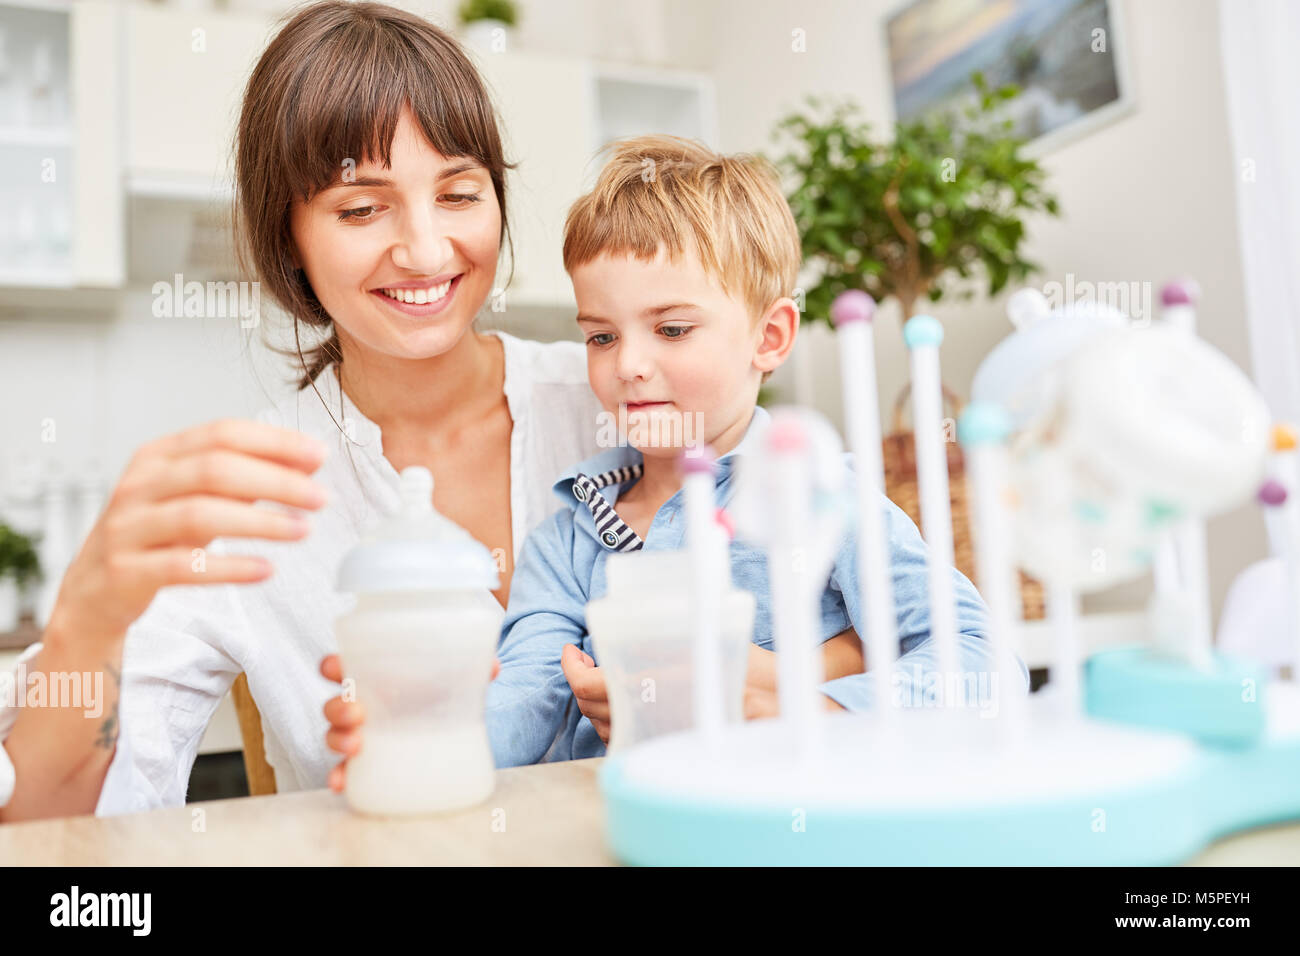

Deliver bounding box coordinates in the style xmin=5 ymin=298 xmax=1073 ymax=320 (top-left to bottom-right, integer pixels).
xmin=369 ymin=273 xmax=464 ymax=317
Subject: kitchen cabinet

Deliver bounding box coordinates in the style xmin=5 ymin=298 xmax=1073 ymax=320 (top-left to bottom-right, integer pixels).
xmin=124 ymin=3 xmax=269 ymax=197
xmin=473 ymin=50 xmax=594 ymax=309
xmin=0 ymin=0 xmax=121 ymax=289
xmin=2 ymin=4 xmax=715 ymax=311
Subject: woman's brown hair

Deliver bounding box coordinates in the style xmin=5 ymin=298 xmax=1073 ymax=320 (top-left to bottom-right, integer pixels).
xmin=232 ymin=0 xmax=512 ymax=389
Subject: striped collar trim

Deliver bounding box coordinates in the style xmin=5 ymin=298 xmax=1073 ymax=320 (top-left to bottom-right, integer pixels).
xmin=571 ymin=463 xmax=645 ymax=552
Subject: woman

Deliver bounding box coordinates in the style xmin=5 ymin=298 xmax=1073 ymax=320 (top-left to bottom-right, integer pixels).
xmin=0 ymin=1 xmax=605 ymax=821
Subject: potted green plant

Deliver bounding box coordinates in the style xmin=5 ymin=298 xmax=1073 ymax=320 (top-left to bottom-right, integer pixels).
xmin=771 ymin=73 xmax=1060 ymax=324
xmin=458 ymin=0 xmax=519 ymax=52
xmin=0 ymin=523 xmax=40 ymax=633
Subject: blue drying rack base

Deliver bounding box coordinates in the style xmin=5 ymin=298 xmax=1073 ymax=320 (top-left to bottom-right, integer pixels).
xmin=1085 ymin=646 xmax=1300 ymax=842
xmin=601 ymin=661 xmax=1300 ymax=866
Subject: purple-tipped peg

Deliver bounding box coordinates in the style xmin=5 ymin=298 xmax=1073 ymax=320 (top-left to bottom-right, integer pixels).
xmin=1161 ymin=278 xmax=1201 ymax=307
xmin=830 ymin=289 xmax=876 ymax=327
xmin=1259 ymin=479 xmax=1288 ymax=507
xmin=680 ymin=444 xmax=718 ymax=475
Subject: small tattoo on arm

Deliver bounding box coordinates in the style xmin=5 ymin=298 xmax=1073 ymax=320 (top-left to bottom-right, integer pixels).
xmin=95 ymin=663 xmax=121 ymax=750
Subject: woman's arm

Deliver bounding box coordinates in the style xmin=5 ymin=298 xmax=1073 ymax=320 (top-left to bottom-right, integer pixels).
xmin=0 ymin=419 xmax=328 ymax=823
xmin=0 ymin=630 xmax=122 ymax=820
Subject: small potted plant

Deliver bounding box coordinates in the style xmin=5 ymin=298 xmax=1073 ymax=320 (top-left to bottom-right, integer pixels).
xmin=458 ymin=0 xmax=519 ymax=53
xmin=771 ymin=73 xmax=1060 ymax=325
xmin=0 ymin=523 xmax=40 ymax=633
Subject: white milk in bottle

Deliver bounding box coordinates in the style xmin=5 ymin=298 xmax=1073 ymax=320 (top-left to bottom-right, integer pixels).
xmin=335 ymin=466 xmax=503 ymax=815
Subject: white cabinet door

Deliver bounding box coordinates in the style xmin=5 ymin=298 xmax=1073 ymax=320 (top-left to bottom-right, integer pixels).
xmin=473 ymin=50 xmax=594 ymax=310
xmin=125 ymin=5 xmax=270 ymax=192
xmin=71 ymin=0 xmax=122 ymax=287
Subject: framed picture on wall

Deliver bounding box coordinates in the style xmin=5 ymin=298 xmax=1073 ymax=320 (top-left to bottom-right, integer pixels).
xmin=884 ymin=0 xmax=1135 ymax=155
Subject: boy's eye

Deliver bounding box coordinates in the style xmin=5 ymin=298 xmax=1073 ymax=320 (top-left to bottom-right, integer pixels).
xmin=337 ymin=205 xmax=379 ymax=222
xmin=659 ymin=325 xmax=692 ymax=339
xmin=586 ymin=332 xmax=616 ymax=347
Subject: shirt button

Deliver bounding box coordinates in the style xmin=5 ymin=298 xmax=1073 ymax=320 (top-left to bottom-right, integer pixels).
xmin=601 ymin=531 xmax=619 ymax=548
xmin=573 ymin=483 xmax=588 ymax=502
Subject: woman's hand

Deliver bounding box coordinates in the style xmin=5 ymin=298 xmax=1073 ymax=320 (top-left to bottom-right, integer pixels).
xmin=560 ymin=643 xmax=610 ymax=744
xmin=322 ymin=654 xmax=501 ymax=793
xmin=46 ymin=418 xmax=330 ymax=653
xmin=1 ymin=419 xmax=330 ymax=823
xmin=321 ymin=654 xmax=363 ymax=793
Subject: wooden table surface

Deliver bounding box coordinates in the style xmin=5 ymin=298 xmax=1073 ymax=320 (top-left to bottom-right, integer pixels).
xmin=0 ymin=758 xmax=615 ymax=866
xmin=2 ymin=756 xmax=1298 ymax=865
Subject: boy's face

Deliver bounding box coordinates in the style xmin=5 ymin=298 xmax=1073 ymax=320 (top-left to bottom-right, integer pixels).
xmin=571 ymin=246 xmax=789 ymax=461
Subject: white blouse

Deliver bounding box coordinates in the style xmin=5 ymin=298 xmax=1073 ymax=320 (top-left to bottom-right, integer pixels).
xmin=0 ymin=330 xmax=606 ymax=814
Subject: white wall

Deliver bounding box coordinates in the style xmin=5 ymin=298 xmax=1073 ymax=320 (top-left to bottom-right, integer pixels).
xmin=662 ymin=0 xmax=1265 ymax=618
xmin=0 ymin=294 xmax=279 ymax=522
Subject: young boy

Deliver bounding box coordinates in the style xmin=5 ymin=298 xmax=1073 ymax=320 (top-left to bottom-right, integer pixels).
xmin=484 ymin=136 xmax=1025 ymax=767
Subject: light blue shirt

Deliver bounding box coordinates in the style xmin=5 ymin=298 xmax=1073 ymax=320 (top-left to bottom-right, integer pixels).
xmin=485 ymin=405 xmax=1029 ymax=767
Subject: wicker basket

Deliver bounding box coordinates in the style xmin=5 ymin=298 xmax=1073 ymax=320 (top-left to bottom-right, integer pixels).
xmin=881 ymin=382 xmax=1046 ymax=622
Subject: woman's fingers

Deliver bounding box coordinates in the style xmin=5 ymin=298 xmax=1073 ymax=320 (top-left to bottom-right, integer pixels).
xmin=108 ymin=548 xmax=273 ymax=589
xmin=150 ymin=418 xmax=328 ymax=472
xmin=112 ymin=421 xmax=327 ymax=510
xmin=325 ymin=727 xmax=363 ymax=757
xmin=46 ymin=418 xmax=330 ymax=654
xmin=146 ymin=450 xmax=328 ymax=510
xmin=591 ymin=719 xmax=611 ymax=744
xmin=323 ymin=695 xmax=365 ymax=731
xmin=328 ymin=761 xmax=346 ymax=793
xmin=320 ymin=655 xmax=343 ymax=683
xmin=111 ymin=496 xmax=313 ymax=550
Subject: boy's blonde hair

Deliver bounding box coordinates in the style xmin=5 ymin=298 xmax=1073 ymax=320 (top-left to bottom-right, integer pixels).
xmin=563 ymin=135 xmax=802 ymax=324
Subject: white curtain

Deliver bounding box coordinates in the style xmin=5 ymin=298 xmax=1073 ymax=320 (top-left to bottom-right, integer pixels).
xmin=1218 ymin=0 xmax=1300 ymax=423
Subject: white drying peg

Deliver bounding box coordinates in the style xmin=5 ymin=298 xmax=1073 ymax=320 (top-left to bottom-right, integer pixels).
xmin=731 ymin=407 xmax=848 ymax=760
xmin=903 ymin=314 xmax=960 ymax=699
xmin=831 ymin=290 xmax=900 ymax=726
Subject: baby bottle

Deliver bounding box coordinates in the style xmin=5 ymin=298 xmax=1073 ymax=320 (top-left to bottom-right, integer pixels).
xmin=335 ymin=466 xmax=503 ymax=815
xmin=586 ymin=549 xmax=755 ymax=751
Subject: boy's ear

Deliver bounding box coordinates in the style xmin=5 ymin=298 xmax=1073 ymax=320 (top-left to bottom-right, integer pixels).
xmin=753 ymin=297 xmax=799 ymax=376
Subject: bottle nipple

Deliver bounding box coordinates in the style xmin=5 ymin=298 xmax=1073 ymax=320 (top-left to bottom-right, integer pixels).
xmin=399 ymin=466 xmax=434 ymax=515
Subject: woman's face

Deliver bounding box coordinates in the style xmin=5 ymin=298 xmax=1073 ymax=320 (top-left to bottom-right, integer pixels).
xmin=288 ymin=107 xmax=501 ymax=362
